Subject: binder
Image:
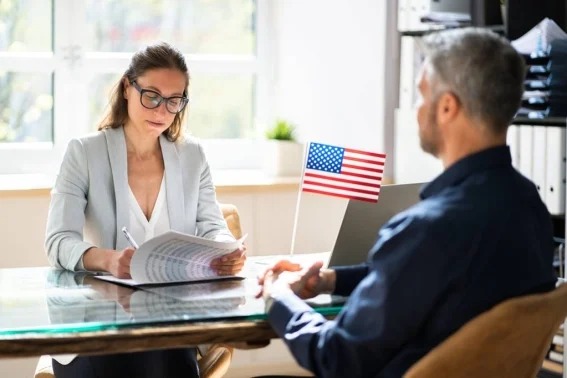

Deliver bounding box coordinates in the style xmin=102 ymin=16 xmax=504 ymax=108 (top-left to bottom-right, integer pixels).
xmin=398 ymin=0 xmax=410 ymax=32
xmin=532 ymin=125 xmax=548 ymax=204
xmin=409 ymin=0 xmax=431 ymax=31
xmin=399 ymin=36 xmax=418 ymax=110
xmin=518 ymin=125 xmax=534 ymax=180
xmin=545 ymin=127 xmax=566 ymax=215
xmin=507 ymin=125 xmax=521 ymax=169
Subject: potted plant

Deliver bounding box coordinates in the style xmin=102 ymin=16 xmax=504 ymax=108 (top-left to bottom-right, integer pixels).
xmin=265 ymin=119 xmax=296 ymax=141
xmin=263 ymin=119 xmax=304 ymax=177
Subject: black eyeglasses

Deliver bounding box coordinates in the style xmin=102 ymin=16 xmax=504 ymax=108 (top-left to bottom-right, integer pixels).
xmin=130 ymin=81 xmax=189 ymax=114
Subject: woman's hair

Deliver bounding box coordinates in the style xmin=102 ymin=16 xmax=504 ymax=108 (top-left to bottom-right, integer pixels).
xmin=98 ymin=42 xmax=190 ymax=142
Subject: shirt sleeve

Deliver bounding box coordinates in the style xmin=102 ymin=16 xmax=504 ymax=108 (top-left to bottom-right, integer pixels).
xmin=45 ymin=139 xmax=95 ymax=271
xmin=267 ymin=214 xmax=457 ymax=377
xmin=332 ymin=264 xmax=368 ymax=296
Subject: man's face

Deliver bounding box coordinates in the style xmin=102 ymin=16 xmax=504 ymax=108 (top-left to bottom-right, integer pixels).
xmin=415 ymin=66 xmax=441 ymax=157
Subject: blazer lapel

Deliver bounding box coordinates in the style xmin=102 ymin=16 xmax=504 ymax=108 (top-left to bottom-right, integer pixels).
xmin=105 ymin=127 xmax=129 ymax=249
xmin=160 ymin=135 xmax=185 ymax=232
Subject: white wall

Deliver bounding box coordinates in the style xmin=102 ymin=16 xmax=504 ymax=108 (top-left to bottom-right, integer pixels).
xmin=273 ymin=0 xmax=398 ymax=180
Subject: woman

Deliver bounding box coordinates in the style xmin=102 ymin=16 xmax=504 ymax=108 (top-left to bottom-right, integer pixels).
xmin=45 ymin=42 xmax=246 ymax=378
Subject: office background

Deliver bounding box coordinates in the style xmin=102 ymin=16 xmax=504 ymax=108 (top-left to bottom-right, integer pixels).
xmin=0 ymin=1 xmax=405 ymax=377
xmin=5 ymin=0 xmax=564 ymax=376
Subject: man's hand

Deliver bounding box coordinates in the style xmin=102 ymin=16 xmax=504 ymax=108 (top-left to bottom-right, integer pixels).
xmin=257 ymin=260 xmax=336 ymax=301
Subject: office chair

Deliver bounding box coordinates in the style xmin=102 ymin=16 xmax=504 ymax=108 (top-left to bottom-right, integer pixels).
xmin=253 ymin=283 xmax=567 ymax=378
xmin=196 ymin=203 xmax=241 ymax=378
xmin=404 ymin=282 xmax=567 ymax=378
xmin=34 ymin=203 xmax=242 ymax=378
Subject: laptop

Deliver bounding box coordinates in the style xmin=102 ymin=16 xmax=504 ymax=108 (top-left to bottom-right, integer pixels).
xmin=327 ymin=182 xmax=423 ymax=267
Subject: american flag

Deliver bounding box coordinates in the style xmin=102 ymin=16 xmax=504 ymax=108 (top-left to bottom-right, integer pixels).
xmin=302 ymin=142 xmax=386 ymax=203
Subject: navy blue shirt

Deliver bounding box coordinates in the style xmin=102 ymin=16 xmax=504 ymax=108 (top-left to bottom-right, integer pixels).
xmin=268 ymin=146 xmax=556 ymax=378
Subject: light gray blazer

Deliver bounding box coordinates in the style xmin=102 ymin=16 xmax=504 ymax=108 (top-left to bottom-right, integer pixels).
xmin=45 ymin=127 xmax=232 ymax=271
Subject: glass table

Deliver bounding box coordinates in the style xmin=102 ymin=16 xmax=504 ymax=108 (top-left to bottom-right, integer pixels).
xmin=0 ymin=256 xmax=343 ymax=357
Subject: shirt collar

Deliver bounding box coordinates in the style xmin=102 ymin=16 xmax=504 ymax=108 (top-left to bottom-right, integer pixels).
xmin=420 ymin=145 xmax=512 ymax=199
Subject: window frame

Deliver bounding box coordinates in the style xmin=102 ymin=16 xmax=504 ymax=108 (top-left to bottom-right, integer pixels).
xmin=0 ymin=0 xmax=274 ymax=175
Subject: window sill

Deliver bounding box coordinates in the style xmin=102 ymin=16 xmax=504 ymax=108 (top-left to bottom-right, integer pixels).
xmin=0 ymin=170 xmax=301 ymax=197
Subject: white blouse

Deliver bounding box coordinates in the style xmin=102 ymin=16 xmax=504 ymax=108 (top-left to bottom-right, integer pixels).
xmin=128 ymin=175 xmax=170 ymax=245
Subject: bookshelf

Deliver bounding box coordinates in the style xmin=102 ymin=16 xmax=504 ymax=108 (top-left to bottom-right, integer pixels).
xmin=396 ymin=3 xmax=567 ymax=378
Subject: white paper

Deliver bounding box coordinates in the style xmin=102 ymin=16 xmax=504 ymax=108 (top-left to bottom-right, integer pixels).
xmin=96 ymin=232 xmax=247 ymax=286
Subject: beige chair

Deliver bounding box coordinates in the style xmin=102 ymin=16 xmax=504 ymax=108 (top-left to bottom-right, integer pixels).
xmin=404 ymin=283 xmax=567 ymax=378
xmin=252 ymin=286 xmax=567 ymax=378
xmin=35 ymin=203 xmax=242 ymax=378
xmin=196 ymin=203 xmax=241 ymax=378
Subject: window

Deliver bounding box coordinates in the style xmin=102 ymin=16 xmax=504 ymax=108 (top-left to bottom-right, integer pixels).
xmin=0 ymin=0 xmax=272 ymax=174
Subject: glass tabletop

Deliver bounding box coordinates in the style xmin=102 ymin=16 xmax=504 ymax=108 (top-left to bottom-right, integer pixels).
xmin=0 ymin=265 xmax=344 ymax=336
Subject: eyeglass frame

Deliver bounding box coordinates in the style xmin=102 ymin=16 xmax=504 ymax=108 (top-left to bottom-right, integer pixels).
xmin=129 ymin=80 xmax=189 ymax=114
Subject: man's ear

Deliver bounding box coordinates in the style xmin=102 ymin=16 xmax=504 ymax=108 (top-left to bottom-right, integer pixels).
xmin=436 ymin=91 xmax=460 ymax=125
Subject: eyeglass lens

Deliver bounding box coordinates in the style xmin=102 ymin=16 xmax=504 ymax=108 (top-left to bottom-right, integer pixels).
xmin=131 ymin=81 xmax=187 ymax=114
xmin=140 ymin=91 xmax=186 ymax=113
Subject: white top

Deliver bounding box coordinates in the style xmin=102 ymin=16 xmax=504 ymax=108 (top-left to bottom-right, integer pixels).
xmin=128 ymin=175 xmax=170 ymax=245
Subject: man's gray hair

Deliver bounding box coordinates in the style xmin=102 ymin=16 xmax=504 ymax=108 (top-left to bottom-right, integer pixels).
xmin=421 ymin=27 xmax=525 ymax=134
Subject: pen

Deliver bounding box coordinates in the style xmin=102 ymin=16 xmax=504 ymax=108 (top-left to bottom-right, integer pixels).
xmin=121 ymin=226 xmax=139 ymax=249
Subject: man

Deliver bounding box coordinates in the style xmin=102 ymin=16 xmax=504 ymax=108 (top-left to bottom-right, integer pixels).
xmin=257 ymin=28 xmax=556 ymax=377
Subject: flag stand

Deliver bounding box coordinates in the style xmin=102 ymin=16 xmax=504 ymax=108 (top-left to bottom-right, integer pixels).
xmin=289 ymin=142 xmax=311 ymax=256
xmin=289 ymin=142 xmax=386 ymax=255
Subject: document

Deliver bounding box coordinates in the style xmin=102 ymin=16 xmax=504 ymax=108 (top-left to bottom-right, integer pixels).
xmin=96 ymin=231 xmax=246 ymax=286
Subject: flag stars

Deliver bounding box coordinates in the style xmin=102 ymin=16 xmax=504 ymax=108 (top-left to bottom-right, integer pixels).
xmin=306 ymin=143 xmax=344 ymax=173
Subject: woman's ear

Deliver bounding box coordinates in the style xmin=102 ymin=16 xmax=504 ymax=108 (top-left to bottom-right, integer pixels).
xmin=123 ymin=78 xmax=129 ymax=99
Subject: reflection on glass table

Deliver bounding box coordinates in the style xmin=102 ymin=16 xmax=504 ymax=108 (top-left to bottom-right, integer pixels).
xmin=0 ymin=266 xmax=345 ymax=338
xmin=0 ymin=266 xmax=345 ymax=358
xmin=44 ymin=270 xmax=261 ymax=332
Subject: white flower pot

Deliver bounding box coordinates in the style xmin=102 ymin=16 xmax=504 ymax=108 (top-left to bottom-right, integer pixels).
xmin=263 ymin=140 xmax=305 ymax=177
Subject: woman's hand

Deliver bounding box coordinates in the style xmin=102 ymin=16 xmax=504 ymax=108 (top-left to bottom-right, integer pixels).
xmin=106 ymin=247 xmax=136 ymax=278
xmin=210 ymin=245 xmax=247 ymax=276
xmin=83 ymin=247 xmax=135 ymax=279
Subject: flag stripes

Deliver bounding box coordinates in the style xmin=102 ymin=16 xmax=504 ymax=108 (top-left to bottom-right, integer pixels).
xmin=301 ymin=142 xmax=386 ymax=203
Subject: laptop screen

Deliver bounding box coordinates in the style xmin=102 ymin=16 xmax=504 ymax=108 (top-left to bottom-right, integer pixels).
xmin=327 ymin=183 xmax=423 ymax=267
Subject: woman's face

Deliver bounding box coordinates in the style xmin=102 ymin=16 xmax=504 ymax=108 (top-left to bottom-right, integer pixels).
xmin=124 ymin=68 xmax=187 ymax=139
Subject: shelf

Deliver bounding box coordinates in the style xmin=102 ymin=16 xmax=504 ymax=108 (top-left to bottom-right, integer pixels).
xmin=512 ymin=117 xmax=566 ymax=127
xmin=399 ymin=28 xmax=448 ymax=37
xmin=399 ymin=25 xmax=505 ymax=37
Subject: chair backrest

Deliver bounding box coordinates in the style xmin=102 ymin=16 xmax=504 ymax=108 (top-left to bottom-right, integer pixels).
xmin=404 ymin=283 xmax=567 ymax=378
xmin=220 ymin=203 xmax=242 ymax=239
xmin=197 ymin=203 xmax=242 ymax=378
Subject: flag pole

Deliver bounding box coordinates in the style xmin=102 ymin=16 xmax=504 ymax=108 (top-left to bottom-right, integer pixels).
xmin=290 ymin=142 xmax=310 ymax=256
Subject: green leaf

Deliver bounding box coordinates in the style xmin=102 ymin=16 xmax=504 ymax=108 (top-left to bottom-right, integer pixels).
xmin=265 ymin=119 xmax=296 ymax=141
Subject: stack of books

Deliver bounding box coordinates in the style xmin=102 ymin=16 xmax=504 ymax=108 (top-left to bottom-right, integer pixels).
xmin=541 ymin=324 xmax=563 ymax=376
xmin=540 ymin=240 xmax=565 ymax=377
